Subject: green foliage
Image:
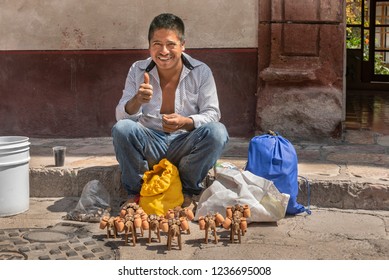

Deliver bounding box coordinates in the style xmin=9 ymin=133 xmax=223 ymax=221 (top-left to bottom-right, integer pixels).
xmin=374 ymin=53 xmax=389 ymax=74
xmin=346 ymin=28 xmax=361 ymax=49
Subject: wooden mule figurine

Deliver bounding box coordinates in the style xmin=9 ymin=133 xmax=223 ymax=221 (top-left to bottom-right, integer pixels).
xmin=204 ymin=214 xmax=219 ymax=244
xmin=124 ymin=216 xmax=137 ymax=246
xmin=167 ymin=218 xmax=182 ymax=250
xmin=224 ymin=204 xmax=250 ymax=243
xmin=230 ymin=216 xmax=242 ymax=243
xmin=147 ymin=214 xmax=162 ymax=243
xmin=100 ymin=215 xmax=116 ymax=239
xmin=105 ymin=216 xmax=117 ymax=239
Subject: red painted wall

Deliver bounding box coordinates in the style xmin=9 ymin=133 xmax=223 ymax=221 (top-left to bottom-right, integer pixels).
xmin=0 ymin=49 xmax=257 ymax=138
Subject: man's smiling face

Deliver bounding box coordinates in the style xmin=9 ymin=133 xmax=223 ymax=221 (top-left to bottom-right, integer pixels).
xmin=149 ymin=28 xmax=185 ymax=72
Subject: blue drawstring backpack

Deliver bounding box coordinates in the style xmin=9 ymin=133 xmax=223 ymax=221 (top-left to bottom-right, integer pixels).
xmin=245 ymin=131 xmax=311 ymax=215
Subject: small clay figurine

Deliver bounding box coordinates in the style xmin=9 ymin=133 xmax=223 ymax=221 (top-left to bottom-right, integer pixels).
xmin=204 ymin=214 xmax=218 ymax=244
xmin=124 ymin=216 xmax=137 ymax=246
xmin=121 ymin=202 xmax=141 ymax=217
xmin=167 ymin=218 xmax=182 ymax=250
xmin=100 ymin=215 xmax=118 ymax=239
xmin=166 ymin=206 xmax=194 ymax=234
xmin=122 ymin=210 xmax=146 ymax=246
xmin=230 ymin=215 xmax=242 ymax=243
xmin=198 ymin=213 xmax=224 ymax=244
xmin=97 ymin=201 xmax=148 ymax=246
xmin=147 ymin=214 xmax=162 ymax=243
xmin=223 ymin=204 xmax=250 ymax=243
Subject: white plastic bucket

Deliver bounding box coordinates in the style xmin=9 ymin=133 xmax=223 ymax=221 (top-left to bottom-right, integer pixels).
xmin=0 ymin=136 xmax=30 ymax=217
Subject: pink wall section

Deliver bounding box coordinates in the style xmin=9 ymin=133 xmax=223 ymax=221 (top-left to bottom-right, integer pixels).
xmin=0 ymin=49 xmax=257 ymax=138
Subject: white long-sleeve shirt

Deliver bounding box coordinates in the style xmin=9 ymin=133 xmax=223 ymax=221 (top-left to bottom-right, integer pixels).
xmin=115 ymin=53 xmax=221 ymax=133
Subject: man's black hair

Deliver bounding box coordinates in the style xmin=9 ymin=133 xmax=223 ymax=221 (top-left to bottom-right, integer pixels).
xmin=148 ymin=13 xmax=185 ymax=42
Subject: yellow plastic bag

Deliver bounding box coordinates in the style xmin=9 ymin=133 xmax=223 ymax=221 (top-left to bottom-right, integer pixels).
xmin=139 ymin=158 xmax=184 ymax=216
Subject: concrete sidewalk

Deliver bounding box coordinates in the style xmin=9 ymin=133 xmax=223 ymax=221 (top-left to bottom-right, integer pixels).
xmin=1 ymin=198 xmax=388 ymax=260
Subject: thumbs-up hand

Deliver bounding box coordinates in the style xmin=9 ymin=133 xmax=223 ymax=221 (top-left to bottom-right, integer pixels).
xmin=136 ymin=72 xmax=153 ymax=104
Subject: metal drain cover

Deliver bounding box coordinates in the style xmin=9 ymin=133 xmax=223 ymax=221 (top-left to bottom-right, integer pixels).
xmin=23 ymin=230 xmax=74 ymax=243
xmin=0 ymin=250 xmax=27 ymax=260
xmin=1 ymin=224 xmax=117 ymax=260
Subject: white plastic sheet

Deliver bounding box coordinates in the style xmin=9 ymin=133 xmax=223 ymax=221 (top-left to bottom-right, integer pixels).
xmin=194 ymin=169 xmax=290 ymax=222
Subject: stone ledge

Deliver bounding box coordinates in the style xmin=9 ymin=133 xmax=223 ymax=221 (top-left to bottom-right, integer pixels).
xmin=27 ymin=137 xmax=388 ymax=210
xmin=259 ymin=67 xmax=317 ymax=83
xmin=29 ymin=160 xmax=389 ymax=211
xmin=298 ymin=179 xmax=389 ymax=211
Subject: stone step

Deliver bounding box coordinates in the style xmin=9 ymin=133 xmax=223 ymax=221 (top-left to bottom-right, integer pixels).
xmin=27 ymin=136 xmax=389 ymax=210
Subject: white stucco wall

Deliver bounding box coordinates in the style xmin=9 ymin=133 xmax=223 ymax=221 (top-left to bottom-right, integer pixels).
xmin=0 ymin=0 xmax=258 ymax=50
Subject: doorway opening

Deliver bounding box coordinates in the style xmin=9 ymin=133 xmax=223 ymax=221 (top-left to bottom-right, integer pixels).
xmin=346 ymin=0 xmax=389 ymax=135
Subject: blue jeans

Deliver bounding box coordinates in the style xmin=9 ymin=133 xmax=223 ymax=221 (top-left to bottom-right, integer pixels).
xmin=112 ymin=119 xmax=229 ymax=196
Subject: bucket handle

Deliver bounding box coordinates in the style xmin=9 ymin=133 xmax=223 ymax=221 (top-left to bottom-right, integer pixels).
xmin=0 ymin=157 xmax=30 ymax=167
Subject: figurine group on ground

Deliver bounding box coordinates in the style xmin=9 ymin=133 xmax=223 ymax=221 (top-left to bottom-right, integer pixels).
xmin=99 ymin=202 xmax=250 ymax=250
xmin=198 ymin=204 xmax=250 ymax=244
xmin=99 ymin=203 xmax=194 ymax=250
